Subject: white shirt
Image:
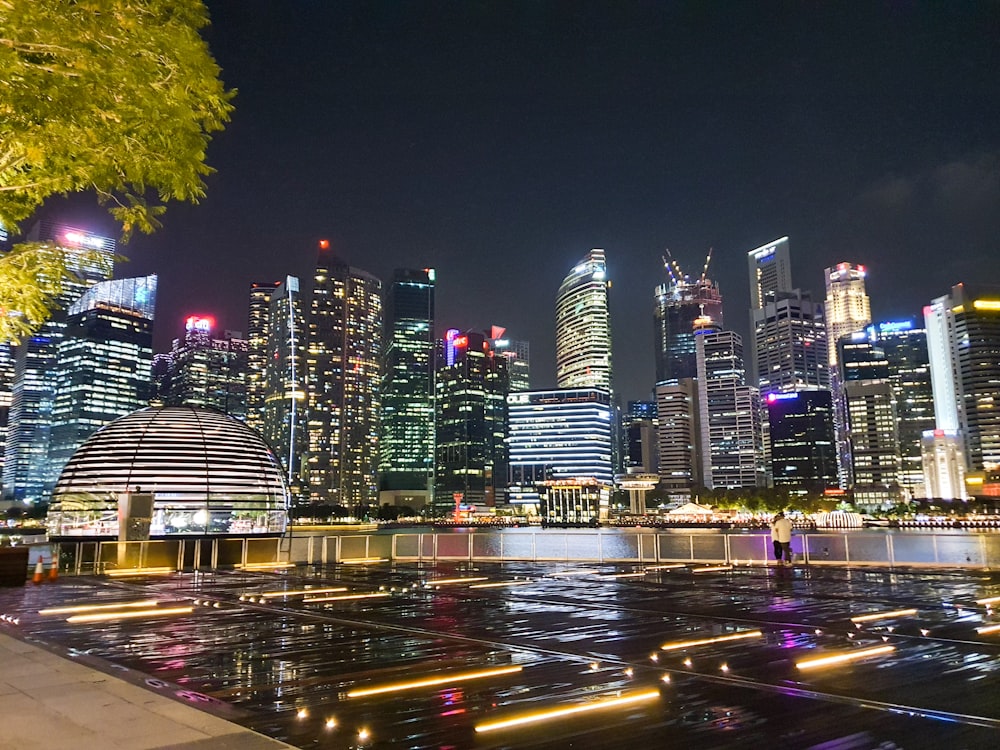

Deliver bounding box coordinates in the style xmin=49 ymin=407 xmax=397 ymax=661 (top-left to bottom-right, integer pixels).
xmin=771 ymin=516 xmax=793 ymax=543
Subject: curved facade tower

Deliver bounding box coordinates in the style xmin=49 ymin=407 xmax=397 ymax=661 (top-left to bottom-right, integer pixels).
xmin=556 ymin=249 xmax=613 ymax=391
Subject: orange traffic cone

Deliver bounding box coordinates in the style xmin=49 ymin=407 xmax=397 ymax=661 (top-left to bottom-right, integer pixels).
xmin=48 ymin=558 xmax=59 ymax=582
xmin=32 ymin=560 xmax=44 ymax=585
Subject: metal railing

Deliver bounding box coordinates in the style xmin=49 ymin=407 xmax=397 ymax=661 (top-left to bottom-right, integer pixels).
xmin=18 ymin=529 xmax=999 ymax=578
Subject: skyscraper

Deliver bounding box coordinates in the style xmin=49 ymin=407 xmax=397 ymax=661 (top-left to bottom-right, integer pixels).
xmin=166 ymin=316 xmax=249 ymax=420
xmin=623 ymin=400 xmax=658 ymax=474
xmin=434 ymin=331 xmax=508 ymax=513
xmin=870 ymin=320 xmax=935 ymax=496
xmin=246 ymin=280 xmax=281 ymax=434
xmin=752 ymin=290 xmax=828 ymax=393
xmin=262 ymin=276 xmax=307 ymax=501
xmin=379 ymin=268 xmax=436 ymax=505
xmin=506 ymin=388 xmax=614 ymax=520
xmin=48 ymin=275 xmax=157 ymax=484
xmin=556 ymin=249 xmax=612 ymax=391
xmin=765 ymin=390 xmax=837 ymax=493
xmin=306 ymin=244 xmax=382 ymax=507
xmin=655 ymin=379 xmax=699 ymax=495
xmin=747 ymin=237 xmax=793 ymax=311
xmin=696 ymin=330 xmax=764 ymax=489
xmin=824 ymin=262 xmax=872 ymax=488
xmin=489 ymin=326 xmax=530 ymax=391
xmin=654 ymin=251 xmax=723 ymax=383
xmin=925 ymin=284 xmax=1000 ymax=474
xmin=2 ymin=223 xmax=115 ymax=503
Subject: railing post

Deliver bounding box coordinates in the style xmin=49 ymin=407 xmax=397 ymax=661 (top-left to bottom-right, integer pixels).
xmin=886 ymin=534 xmax=893 ymax=569
xmin=724 ymin=533 xmax=731 ymax=564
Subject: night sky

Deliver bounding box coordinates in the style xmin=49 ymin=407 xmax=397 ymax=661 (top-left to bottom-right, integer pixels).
xmin=46 ymin=2 xmax=1000 ymax=402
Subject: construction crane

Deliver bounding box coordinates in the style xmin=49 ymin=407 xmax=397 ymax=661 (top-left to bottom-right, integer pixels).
xmin=699 ymin=247 xmax=714 ymax=283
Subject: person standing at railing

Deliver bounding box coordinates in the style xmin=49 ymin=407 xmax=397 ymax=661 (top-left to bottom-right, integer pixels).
xmin=770 ymin=512 xmax=794 ymax=566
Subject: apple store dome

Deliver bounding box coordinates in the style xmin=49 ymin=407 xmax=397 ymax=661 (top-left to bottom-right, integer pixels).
xmin=47 ymin=406 xmax=289 ymax=538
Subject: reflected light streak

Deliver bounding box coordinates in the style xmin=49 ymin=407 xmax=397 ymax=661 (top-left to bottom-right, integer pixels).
xmin=106 ymin=567 xmax=174 ymax=577
xmin=644 ymin=564 xmax=687 ymax=571
xmin=339 ymin=557 xmax=388 ymax=565
xmin=235 ymin=562 xmax=295 ymax=570
xmin=601 ymin=572 xmax=647 ymax=579
xmin=975 ymin=624 xmax=1000 ymax=635
xmin=67 ymin=606 xmax=194 ymax=623
xmin=550 ymin=570 xmax=597 ymax=577
xmin=303 ymin=593 xmax=390 ymax=603
xmin=259 ymin=587 xmax=347 ymax=598
xmin=347 ymin=666 xmax=522 ymax=698
xmin=661 ymin=630 xmax=762 ymax=651
xmin=427 ymin=577 xmax=489 ymax=585
xmin=975 ymin=595 xmax=1000 ymax=605
xmin=39 ymin=599 xmax=158 ymax=616
xmin=475 ymin=689 xmax=660 ymax=733
xmin=796 ymin=645 xmax=895 ymax=670
xmin=850 ymin=609 xmax=917 ymax=623
xmin=692 ymin=565 xmax=733 ymax=573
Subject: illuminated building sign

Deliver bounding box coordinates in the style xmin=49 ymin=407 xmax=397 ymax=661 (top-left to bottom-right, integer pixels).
xmin=766 ymin=392 xmax=799 ymax=403
xmin=63 ymin=230 xmax=111 ymax=251
xmin=185 ymin=316 xmax=214 ymax=333
xmin=877 ymin=320 xmax=914 ymax=333
xmin=973 ymin=299 xmax=1000 ymax=311
xmin=445 ymin=328 xmax=460 ymax=366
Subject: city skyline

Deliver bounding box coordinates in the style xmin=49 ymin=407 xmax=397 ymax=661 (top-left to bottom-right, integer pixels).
xmin=28 ymin=2 xmax=1000 ymax=402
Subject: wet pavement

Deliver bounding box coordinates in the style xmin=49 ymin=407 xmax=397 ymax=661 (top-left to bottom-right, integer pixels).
xmin=2 ymin=561 xmax=999 ymax=749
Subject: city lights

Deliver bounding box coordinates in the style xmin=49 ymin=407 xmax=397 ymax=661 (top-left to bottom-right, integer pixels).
xmin=66 ymin=606 xmax=194 ymax=624
xmin=39 ymin=599 xmax=158 ymax=616
xmin=850 ymin=609 xmax=917 ymax=623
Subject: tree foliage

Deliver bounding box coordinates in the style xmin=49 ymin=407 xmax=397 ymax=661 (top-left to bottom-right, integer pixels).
xmin=0 ymin=0 xmax=234 ymax=342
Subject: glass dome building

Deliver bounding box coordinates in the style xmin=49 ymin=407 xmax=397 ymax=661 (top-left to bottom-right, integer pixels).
xmin=47 ymin=406 xmax=288 ymax=538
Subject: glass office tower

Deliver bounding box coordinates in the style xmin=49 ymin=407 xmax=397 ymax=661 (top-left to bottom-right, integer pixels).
xmin=556 ymin=249 xmax=612 ymax=391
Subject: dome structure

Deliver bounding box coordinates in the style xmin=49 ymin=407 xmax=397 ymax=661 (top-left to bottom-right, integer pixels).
xmin=48 ymin=406 xmax=288 ymax=538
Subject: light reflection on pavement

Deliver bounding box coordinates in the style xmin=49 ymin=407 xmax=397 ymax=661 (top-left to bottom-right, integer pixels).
xmin=1 ymin=561 xmax=999 ymax=749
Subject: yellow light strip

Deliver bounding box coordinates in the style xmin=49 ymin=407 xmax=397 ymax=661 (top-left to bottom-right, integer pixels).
xmin=468 ymin=581 xmax=533 ymax=589
xmin=339 ymin=557 xmax=388 ymax=564
xmin=427 ymin=577 xmax=490 ymax=585
xmin=303 ymin=593 xmax=391 ymax=603
xmin=475 ymin=689 xmax=660 ymax=733
xmin=692 ymin=565 xmax=733 ymax=573
xmin=67 ymin=606 xmax=194 ymax=624
xmin=105 ymin=567 xmax=175 ymax=577
xmin=235 ymin=562 xmax=295 ymax=570
xmin=601 ymin=572 xmax=647 ymax=579
xmin=644 ymin=564 xmax=686 ymax=571
xmin=347 ymin=666 xmax=523 ymax=698
xmin=850 ymin=609 xmax=917 ymax=623
xmin=975 ymin=595 xmax=1000 ymax=605
xmin=39 ymin=599 xmax=158 ymax=616
xmin=259 ymin=587 xmax=348 ymax=598
xmin=660 ymin=630 xmax=763 ymax=651
xmin=976 ymin=624 xmax=1000 ymax=635
xmin=796 ymin=645 xmax=895 ymax=670
xmin=549 ymin=570 xmax=597 ymax=577
xmin=973 ymin=299 xmax=1000 ymax=311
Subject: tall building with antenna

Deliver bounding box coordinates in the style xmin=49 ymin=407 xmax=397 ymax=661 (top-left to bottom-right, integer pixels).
xmin=654 ymin=248 xmax=723 ymax=383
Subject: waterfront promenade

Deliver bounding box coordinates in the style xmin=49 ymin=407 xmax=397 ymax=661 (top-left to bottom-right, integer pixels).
xmin=1 ymin=558 xmax=999 ymax=748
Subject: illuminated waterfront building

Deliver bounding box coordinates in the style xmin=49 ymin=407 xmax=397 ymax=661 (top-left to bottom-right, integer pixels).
xmin=925 ymin=284 xmax=1000 ymax=476
xmin=654 ymin=251 xmax=723 ymax=383
xmin=165 ymin=316 xmax=248 ymax=420
xmin=246 ymin=281 xmax=281 ymax=433
xmin=654 ymin=379 xmax=699 ymax=495
xmin=261 ymin=276 xmax=307 ymax=501
xmin=556 ymin=249 xmax=613 ymax=391
xmin=379 ymin=268 xmax=436 ymax=506
xmin=765 ymin=390 xmax=837 ymax=493
xmin=839 ymin=332 xmax=900 ymax=508
xmin=824 ymin=262 xmax=872 ymax=488
xmin=434 ymin=331 xmax=508 ymax=513
xmin=869 ymin=320 xmax=935 ymax=496
xmin=306 ymin=243 xmax=382 ymax=506
xmin=2 ymin=223 xmax=115 ymax=503
xmin=753 ymin=290 xmax=828 ymax=393
xmin=47 ymin=276 xmax=157 ymax=487
xmin=506 ymin=388 xmax=614 ymax=516
xmin=696 ymin=330 xmax=764 ymax=489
